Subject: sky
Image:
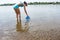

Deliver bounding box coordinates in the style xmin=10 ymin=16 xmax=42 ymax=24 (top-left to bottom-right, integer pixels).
xmin=0 ymin=0 xmax=60 ymax=4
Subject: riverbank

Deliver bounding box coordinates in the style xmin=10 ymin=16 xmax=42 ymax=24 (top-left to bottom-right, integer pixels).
xmin=0 ymin=27 xmax=60 ymax=40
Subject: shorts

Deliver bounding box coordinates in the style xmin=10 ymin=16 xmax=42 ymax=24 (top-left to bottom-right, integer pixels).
xmin=13 ymin=4 xmax=19 ymax=9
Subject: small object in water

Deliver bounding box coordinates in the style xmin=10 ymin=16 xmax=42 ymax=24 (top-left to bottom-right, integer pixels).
xmin=25 ymin=16 xmax=30 ymax=22
xmin=26 ymin=16 xmax=30 ymax=19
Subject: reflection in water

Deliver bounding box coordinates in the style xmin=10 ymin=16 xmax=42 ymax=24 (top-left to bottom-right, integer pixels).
xmin=16 ymin=19 xmax=30 ymax=32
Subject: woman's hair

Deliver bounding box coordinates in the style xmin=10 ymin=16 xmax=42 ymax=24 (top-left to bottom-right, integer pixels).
xmin=24 ymin=1 xmax=27 ymax=6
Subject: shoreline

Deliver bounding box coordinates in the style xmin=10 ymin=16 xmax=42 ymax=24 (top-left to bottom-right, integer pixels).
xmin=0 ymin=2 xmax=60 ymax=6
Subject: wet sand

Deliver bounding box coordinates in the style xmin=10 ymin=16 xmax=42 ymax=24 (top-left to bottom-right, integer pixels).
xmin=0 ymin=28 xmax=60 ymax=40
xmin=0 ymin=19 xmax=60 ymax=40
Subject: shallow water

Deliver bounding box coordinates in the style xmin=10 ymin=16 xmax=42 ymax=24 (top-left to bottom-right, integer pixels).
xmin=1 ymin=5 xmax=60 ymax=30
xmin=0 ymin=5 xmax=60 ymax=40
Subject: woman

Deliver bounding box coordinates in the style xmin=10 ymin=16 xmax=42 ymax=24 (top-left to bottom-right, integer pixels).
xmin=13 ymin=1 xmax=30 ymax=22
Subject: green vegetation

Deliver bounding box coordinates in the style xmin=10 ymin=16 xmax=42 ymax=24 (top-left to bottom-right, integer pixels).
xmin=28 ymin=2 xmax=60 ymax=5
xmin=0 ymin=3 xmax=15 ymax=6
xmin=0 ymin=2 xmax=60 ymax=6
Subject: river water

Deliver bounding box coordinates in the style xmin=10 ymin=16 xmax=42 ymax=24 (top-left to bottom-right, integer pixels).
xmin=0 ymin=5 xmax=60 ymax=40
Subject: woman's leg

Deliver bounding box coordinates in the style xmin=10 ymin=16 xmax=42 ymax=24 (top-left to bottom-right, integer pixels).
xmin=14 ymin=8 xmax=21 ymax=22
xmin=16 ymin=14 xmax=18 ymax=22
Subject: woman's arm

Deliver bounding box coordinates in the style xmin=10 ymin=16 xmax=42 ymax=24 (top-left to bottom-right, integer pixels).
xmin=24 ymin=4 xmax=28 ymax=16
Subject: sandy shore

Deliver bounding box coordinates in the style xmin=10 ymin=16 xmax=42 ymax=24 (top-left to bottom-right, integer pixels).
xmin=0 ymin=24 xmax=60 ymax=40
xmin=0 ymin=18 xmax=60 ymax=40
xmin=0 ymin=19 xmax=60 ymax=40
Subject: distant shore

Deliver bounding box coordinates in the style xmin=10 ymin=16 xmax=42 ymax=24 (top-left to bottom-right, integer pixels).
xmin=28 ymin=2 xmax=60 ymax=5
xmin=0 ymin=2 xmax=60 ymax=6
xmin=0 ymin=3 xmax=15 ymax=6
